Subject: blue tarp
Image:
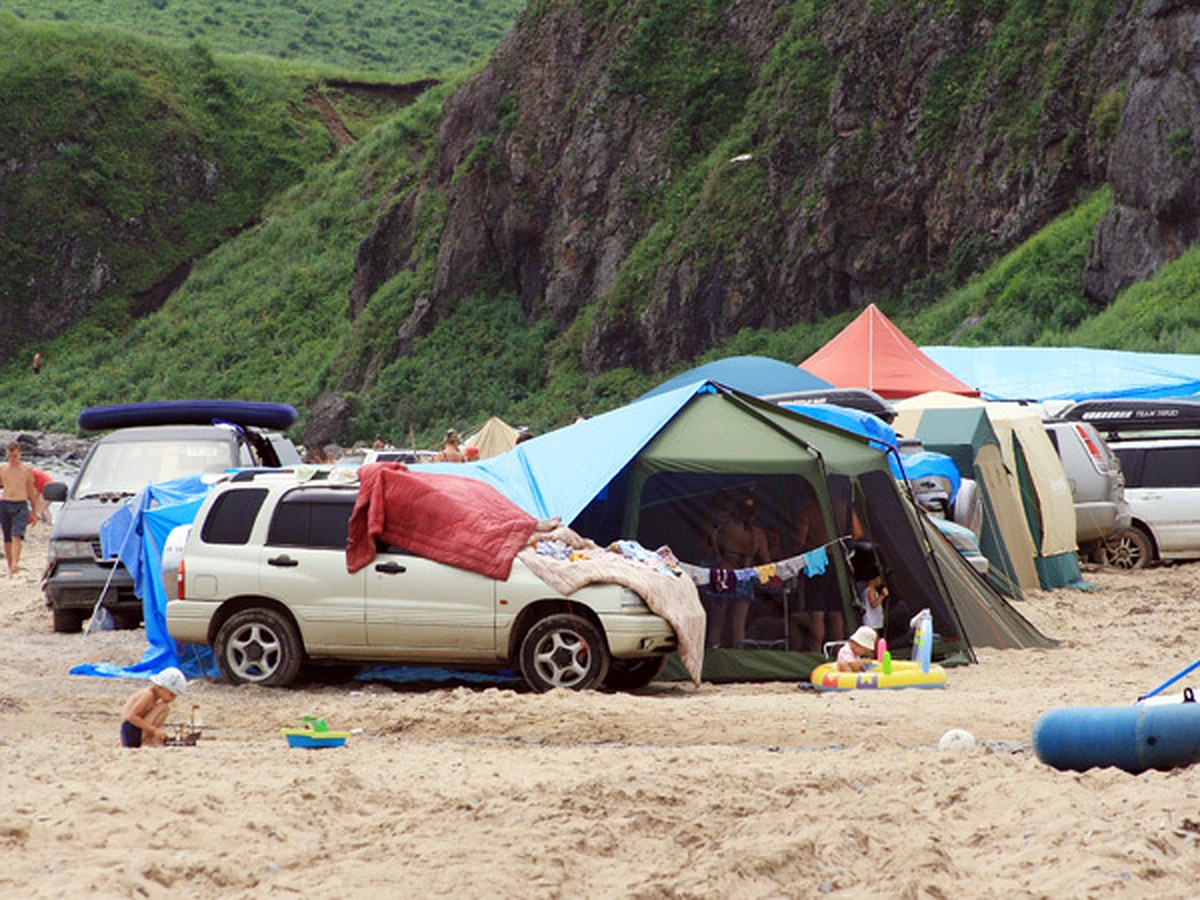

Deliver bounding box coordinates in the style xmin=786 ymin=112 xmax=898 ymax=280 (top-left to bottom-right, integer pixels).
xmin=922 ymin=346 xmax=1200 ymax=401
xmin=70 ymin=474 xmax=216 ymax=682
xmin=414 ymin=380 xmax=710 ymax=519
xmin=636 ymin=355 xmax=832 ymax=401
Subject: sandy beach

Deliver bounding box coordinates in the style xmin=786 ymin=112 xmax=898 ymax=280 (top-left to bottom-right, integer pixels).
xmin=3 ymin=524 xmax=1200 ymax=898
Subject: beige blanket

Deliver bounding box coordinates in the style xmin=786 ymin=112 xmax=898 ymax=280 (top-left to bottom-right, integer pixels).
xmin=518 ymin=527 xmax=706 ymax=685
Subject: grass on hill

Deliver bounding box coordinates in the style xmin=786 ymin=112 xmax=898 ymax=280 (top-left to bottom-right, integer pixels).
xmin=0 ymin=0 xmax=527 ymax=76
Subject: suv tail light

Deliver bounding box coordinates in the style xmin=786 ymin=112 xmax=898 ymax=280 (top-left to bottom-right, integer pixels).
xmin=1073 ymin=423 xmax=1113 ymax=475
xmin=177 ymin=559 xmax=186 ymax=601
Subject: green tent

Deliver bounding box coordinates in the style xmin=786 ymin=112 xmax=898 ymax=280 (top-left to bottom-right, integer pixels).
xmin=892 ymin=404 xmax=1035 ymax=599
xmin=566 ymin=387 xmax=1055 ymax=682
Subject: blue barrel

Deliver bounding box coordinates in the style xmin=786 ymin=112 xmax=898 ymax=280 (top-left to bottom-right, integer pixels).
xmin=1033 ymin=703 xmax=1200 ymax=774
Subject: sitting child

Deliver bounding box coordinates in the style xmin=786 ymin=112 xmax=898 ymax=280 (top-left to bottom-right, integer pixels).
xmin=836 ymin=626 xmax=878 ymax=672
xmin=119 ymin=667 xmax=187 ymax=748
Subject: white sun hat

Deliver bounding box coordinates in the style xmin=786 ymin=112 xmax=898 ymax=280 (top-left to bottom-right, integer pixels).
xmin=150 ymin=667 xmax=187 ymax=695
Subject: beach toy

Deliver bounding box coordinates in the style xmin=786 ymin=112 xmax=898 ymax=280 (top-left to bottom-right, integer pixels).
xmin=809 ymin=660 xmax=946 ymax=691
xmin=1033 ymin=701 xmax=1200 ymax=774
xmin=281 ymin=715 xmax=350 ymax=749
xmin=912 ymin=614 xmax=933 ymax=673
xmin=882 ymin=650 xmax=893 ymax=675
xmin=876 ymin=637 xmax=888 ymax=662
xmin=939 ymin=729 xmax=975 ymax=751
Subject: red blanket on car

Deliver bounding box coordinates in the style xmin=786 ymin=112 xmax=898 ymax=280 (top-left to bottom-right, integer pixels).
xmin=346 ymin=462 xmax=538 ymax=580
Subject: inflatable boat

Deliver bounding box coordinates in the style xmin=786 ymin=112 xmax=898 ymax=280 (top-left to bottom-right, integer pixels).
xmin=1033 ymin=696 xmax=1200 ymax=774
xmin=79 ymin=400 xmax=298 ymax=432
xmin=810 ymin=660 xmax=947 ymax=691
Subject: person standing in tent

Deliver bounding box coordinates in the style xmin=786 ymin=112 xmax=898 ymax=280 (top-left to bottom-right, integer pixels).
xmin=709 ymin=496 xmax=771 ymax=649
xmin=436 ymin=428 xmax=466 ymax=462
xmin=787 ymin=486 xmax=846 ymax=653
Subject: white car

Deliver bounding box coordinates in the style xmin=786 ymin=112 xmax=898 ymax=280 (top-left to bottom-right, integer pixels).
xmin=1105 ymin=438 xmax=1200 ymax=569
xmin=166 ymin=473 xmax=678 ymax=691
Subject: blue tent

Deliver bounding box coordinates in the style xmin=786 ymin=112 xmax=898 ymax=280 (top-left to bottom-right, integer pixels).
xmin=922 ymin=346 xmax=1200 ymax=401
xmin=636 ymin=355 xmax=832 ymax=401
xmin=70 ymin=475 xmax=217 ymax=681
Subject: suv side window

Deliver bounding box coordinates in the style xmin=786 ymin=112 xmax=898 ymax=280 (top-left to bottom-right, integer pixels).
xmin=1140 ymin=446 xmax=1200 ymax=489
xmin=1113 ymin=448 xmax=1144 ymax=488
xmin=267 ymin=492 xmax=354 ymax=549
xmin=201 ymin=489 xmax=268 ymax=545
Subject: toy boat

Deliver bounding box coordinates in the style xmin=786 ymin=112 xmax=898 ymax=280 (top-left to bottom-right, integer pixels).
xmin=281 ymin=716 xmax=349 ymax=749
xmin=810 ymin=660 xmax=947 ymax=691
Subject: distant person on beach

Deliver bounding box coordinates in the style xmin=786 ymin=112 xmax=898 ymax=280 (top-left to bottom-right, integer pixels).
xmin=0 ymin=442 xmax=43 ymax=574
xmin=836 ymin=626 xmax=877 ymax=672
xmin=32 ymin=350 xmax=42 ymax=374
xmin=436 ymin=428 xmax=466 ymax=462
xmin=120 ymin=668 xmax=187 ymax=748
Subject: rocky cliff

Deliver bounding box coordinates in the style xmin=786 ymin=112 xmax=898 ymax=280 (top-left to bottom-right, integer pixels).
xmin=349 ymin=0 xmax=1168 ymax=380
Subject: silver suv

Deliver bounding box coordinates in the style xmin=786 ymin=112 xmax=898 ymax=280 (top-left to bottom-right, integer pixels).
xmin=166 ymin=474 xmax=678 ymax=692
xmin=1042 ymin=419 xmax=1131 ymax=559
xmin=43 ymin=423 xmax=299 ymax=632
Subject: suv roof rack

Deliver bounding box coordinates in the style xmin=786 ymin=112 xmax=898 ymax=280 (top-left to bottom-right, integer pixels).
xmin=1059 ymin=398 xmax=1200 ymax=439
xmin=762 ymin=387 xmax=897 ymax=423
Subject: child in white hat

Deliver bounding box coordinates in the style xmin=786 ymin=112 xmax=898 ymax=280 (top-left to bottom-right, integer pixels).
xmin=119 ymin=667 xmax=187 ymax=747
xmin=836 ymin=626 xmax=878 ymax=672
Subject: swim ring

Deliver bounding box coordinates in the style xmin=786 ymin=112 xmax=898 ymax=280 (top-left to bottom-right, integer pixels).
xmin=810 ymin=660 xmax=947 ymax=691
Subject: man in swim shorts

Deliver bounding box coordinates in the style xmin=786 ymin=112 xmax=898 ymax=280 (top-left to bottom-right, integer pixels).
xmin=0 ymin=442 xmax=42 ymax=575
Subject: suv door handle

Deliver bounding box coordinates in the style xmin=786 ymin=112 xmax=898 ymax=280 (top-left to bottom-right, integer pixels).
xmin=374 ymin=561 xmax=407 ymax=575
xmin=268 ymin=555 xmax=299 ymax=567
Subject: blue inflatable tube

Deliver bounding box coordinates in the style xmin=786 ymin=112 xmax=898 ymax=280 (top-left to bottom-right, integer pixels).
xmin=79 ymin=400 xmax=298 ymax=432
xmin=1032 ymin=703 xmax=1200 ymax=774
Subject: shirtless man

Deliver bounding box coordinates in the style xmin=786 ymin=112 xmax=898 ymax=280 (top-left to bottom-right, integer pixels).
xmin=710 ymin=497 xmax=771 ymax=648
xmin=0 ymin=442 xmax=42 ymax=574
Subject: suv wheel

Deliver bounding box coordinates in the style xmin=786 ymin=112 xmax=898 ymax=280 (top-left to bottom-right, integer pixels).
xmin=518 ymin=613 xmax=610 ymax=692
xmin=602 ymin=656 xmax=667 ymax=691
xmin=1100 ymin=526 xmax=1153 ymax=570
xmin=214 ymin=607 xmax=304 ymax=687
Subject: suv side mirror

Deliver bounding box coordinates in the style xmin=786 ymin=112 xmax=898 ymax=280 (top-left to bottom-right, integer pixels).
xmin=43 ymin=482 xmax=68 ymax=503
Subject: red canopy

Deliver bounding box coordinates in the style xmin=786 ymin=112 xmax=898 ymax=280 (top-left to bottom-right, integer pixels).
xmin=800 ymin=304 xmax=979 ymax=399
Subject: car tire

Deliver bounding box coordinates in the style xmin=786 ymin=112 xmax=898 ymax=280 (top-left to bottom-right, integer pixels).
xmin=214 ymin=607 xmax=304 ymax=687
xmin=1100 ymin=526 xmax=1153 ymax=570
xmin=51 ymin=607 xmax=83 ymax=634
xmin=518 ymin=612 xmax=610 ymax=692
xmin=602 ymin=655 xmax=667 ymax=691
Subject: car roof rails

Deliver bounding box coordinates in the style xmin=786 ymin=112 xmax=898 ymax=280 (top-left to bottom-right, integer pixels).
xmin=1058 ymin=398 xmax=1200 ymax=439
xmin=762 ymin=387 xmax=898 ymax=423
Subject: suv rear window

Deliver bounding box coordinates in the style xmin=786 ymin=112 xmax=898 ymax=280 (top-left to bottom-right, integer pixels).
xmin=267 ymin=491 xmax=354 ymax=549
xmin=1113 ymin=445 xmax=1200 ymax=489
xmin=201 ymin=489 xmax=268 ymax=545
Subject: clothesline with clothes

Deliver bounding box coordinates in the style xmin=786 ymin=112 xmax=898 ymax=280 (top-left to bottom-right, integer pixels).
xmin=676 ymin=536 xmax=852 ymax=595
xmin=531 ymin=532 xmax=854 ymax=597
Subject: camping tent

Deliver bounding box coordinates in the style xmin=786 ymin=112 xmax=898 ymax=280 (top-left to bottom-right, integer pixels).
xmin=463 ymin=415 xmax=521 ymax=459
xmin=418 ymin=381 xmax=1056 ymax=680
xmin=636 ymin=355 xmax=832 ymax=400
xmin=921 ymin=346 xmax=1200 ymax=401
xmin=894 ymin=393 xmax=1084 ymax=591
xmin=801 ymin=304 xmax=980 ymax=399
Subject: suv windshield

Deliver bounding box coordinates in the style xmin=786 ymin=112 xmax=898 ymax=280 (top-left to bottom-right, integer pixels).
xmin=75 ymin=438 xmax=238 ymax=497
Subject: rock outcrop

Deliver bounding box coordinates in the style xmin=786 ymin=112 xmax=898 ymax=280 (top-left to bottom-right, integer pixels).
xmin=351 ymin=0 xmax=1146 ymax=378
xmin=1085 ymin=0 xmax=1200 ymax=303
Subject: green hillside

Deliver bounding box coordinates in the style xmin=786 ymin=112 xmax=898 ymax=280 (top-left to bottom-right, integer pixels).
xmin=6 ymin=1 xmax=1200 ymax=448
xmin=1 ymin=0 xmax=526 ymax=75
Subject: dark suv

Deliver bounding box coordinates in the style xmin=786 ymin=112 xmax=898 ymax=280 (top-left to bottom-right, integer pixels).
xmin=44 ymin=420 xmax=299 ymax=633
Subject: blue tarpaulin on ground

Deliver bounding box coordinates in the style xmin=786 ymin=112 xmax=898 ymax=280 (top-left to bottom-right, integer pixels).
xmin=70 ymin=474 xmax=217 ymax=681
